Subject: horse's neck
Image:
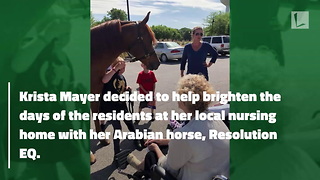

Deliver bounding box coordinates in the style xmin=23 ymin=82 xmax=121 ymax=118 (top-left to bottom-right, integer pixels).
xmin=91 ymin=39 xmax=125 ymax=68
xmin=101 ymin=36 xmax=128 ymax=68
xmin=91 ymin=21 xmax=131 ymax=69
xmin=104 ymin=51 xmax=122 ymax=67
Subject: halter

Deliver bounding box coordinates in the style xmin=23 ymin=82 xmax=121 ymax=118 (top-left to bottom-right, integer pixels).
xmin=127 ymin=21 xmax=155 ymax=62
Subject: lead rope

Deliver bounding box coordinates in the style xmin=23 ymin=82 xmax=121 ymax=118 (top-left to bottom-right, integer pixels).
xmin=127 ymin=89 xmax=134 ymax=113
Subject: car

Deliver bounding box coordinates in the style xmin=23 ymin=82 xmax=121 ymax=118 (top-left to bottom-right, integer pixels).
xmin=154 ymin=41 xmax=184 ymax=62
xmin=202 ymin=35 xmax=230 ymax=56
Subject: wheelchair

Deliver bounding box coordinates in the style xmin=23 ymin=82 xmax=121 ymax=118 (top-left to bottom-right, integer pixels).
xmin=114 ymin=103 xmax=230 ymax=180
xmin=115 ymin=149 xmax=176 ymax=180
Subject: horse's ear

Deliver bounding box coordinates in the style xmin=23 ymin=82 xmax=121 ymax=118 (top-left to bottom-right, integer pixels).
xmin=140 ymin=11 xmax=151 ymax=25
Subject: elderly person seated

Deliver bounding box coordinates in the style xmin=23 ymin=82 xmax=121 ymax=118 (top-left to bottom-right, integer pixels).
xmin=127 ymin=74 xmax=230 ymax=180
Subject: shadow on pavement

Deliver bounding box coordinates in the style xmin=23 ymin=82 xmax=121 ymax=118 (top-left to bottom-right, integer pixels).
xmin=91 ymin=160 xmax=118 ymax=180
xmin=218 ymin=55 xmax=230 ymax=59
xmin=160 ymin=59 xmax=181 ymax=65
xmin=90 ymin=121 xmax=113 ymax=153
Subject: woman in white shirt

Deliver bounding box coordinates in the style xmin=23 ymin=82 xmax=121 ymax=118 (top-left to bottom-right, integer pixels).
xmin=128 ymin=74 xmax=230 ymax=180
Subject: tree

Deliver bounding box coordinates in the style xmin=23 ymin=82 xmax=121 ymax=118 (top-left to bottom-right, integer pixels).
xmin=107 ymin=8 xmax=127 ymax=21
xmin=99 ymin=16 xmax=111 ymax=24
xmin=151 ymin=25 xmax=190 ymax=41
xmin=204 ymin=12 xmax=230 ymax=35
xmin=179 ymin=28 xmax=192 ymax=41
xmin=172 ymin=29 xmax=182 ymax=40
xmin=90 ymin=12 xmax=101 ymax=27
xmin=151 ymin=25 xmax=169 ymax=40
xmin=90 ymin=8 xmax=127 ymax=27
xmin=90 ymin=13 xmax=95 ymax=26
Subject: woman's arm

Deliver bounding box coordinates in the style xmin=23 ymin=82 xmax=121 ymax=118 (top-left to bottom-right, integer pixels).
xmin=145 ymin=139 xmax=170 ymax=146
xmin=148 ymin=143 xmax=165 ymax=159
xmin=180 ymin=45 xmax=188 ymax=77
xmin=204 ymin=44 xmax=218 ymax=67
xmin=204 ymin=62 xmax=214 ymax=67
xmin=209 ymin=44 xmax=218 ymax=64
xmin=166 ymin=139 xmax=192 ymax=170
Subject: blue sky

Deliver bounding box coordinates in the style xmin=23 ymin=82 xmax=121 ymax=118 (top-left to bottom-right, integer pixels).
xmin=91 ymin=0 xmax=227 ymax=29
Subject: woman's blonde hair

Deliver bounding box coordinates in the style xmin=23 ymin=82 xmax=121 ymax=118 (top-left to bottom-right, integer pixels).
xmin=111 ymin=57 xmax=125 ymax=67
xmin=191 ymin=26 xmax=203 ymax=35
xmin=177 ymin=74 xmax=215 ymax=113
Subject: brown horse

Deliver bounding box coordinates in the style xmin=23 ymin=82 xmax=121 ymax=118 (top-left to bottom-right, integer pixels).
xmin=91 ymin=12 xmax=160 ymax=140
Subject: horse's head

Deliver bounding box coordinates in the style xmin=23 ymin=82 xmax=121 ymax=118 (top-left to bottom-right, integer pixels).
xmin=121 ymin=12 xmax=160 ymax=70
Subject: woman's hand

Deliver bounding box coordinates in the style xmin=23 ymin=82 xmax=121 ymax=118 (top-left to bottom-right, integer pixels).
xmin=145 ymin=139 xmax=169 ymax=146
xmin=180 ymin=70 xmax=184 ymax=77
xmin=203 ymin=62 xmax=213 ymax=67
xmin=148 ymin=143 xmax=160 ymax=152
xmin=148 ymin=143 xmax=165 ymax=159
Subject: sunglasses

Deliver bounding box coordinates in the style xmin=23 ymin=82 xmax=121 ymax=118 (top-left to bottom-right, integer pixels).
xmin=194 ymin=32 xmax=203 ymax=36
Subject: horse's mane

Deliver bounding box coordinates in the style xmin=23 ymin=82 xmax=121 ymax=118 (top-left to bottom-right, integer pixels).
xmin=91 ymin=19 xmax=121 ymax=36
xmin=145 ymin=24 xmax=157 ymax=45
xmin=91 ymin=20 xmax=122 ymax=55
xmin=91 ymin=19 xmax=157 ymax=58
xmin=119 ymin=20 xmax=157 ymax=45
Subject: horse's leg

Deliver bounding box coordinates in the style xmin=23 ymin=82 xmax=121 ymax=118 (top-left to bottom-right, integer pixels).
xmin=91 ymin=100 xmax=110 ymax=146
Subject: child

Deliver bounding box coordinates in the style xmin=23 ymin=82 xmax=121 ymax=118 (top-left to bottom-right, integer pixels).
xmin=100 ymin=57 xmax=143 ymax=158
xmin=136 ymin=63 xmax=157 ymax=123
